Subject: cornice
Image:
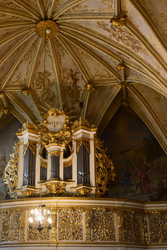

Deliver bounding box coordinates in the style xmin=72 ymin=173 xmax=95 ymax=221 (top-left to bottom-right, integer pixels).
xmin=3 ymin=85 xmax=26 ymax=92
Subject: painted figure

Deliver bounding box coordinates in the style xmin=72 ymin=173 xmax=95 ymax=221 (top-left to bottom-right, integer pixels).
xmin=121 ymin=166 xmax=132 ymax=194
xmin=132 ymin=162 xmax=142 ymax=197
xmin=147 ymin=180 xmax=167 ymax=201
xmin=139 ymin=160 xmax=152 ymax=194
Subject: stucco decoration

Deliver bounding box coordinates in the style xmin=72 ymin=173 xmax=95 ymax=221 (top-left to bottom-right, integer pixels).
xmin=0 ymin=0 xmax=167 ymax=161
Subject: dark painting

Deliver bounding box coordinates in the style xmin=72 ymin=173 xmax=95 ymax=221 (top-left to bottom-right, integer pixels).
xmin=101 ymin=106 xmax=167 ymax=201
xmin=0 ymin=118 xmax=22 ymax=200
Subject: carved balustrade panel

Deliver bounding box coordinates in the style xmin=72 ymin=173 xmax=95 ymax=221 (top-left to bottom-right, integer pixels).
xmin=122 ymin=210 xmax=142 ymax=243
xmin=27 ymin=210 xmax=51 ymax=241
xmin=147 ymin=211 xmax=167 ymax=243
xmin=92 ymin=208 xmax=116 ymax=241
xmin=1 ymin=205 xmax=167 ymax=246
xmin=58 ymin=208 xmax=83 ymax=241
xmin=1 ymin=209 xmax=20 ymax=242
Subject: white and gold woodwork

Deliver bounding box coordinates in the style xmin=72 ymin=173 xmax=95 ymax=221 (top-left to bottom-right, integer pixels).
xmin=3 ymin=107 xmax=115 ymax=198
xmin=1 ymin=198 xmax=167 ymax=250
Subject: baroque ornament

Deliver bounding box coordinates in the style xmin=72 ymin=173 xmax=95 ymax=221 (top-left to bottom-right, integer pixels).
xmin=95 ymin=138 xmax=116 ymax=197
xmin=3 ymin=142 xmax=20 ymax=198
xmin=39 ymin=106 xmax=72 ymax=146
xmin=97 ymin=21 xmax=148 ymax=55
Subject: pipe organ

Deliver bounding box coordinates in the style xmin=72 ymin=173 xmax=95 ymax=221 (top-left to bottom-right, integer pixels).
xmin=4 ymin=107 xmax=115 ymax=198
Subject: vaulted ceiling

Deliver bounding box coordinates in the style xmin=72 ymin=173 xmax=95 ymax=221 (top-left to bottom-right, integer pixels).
xmin=0 ymin=0 xmax=167 ymax=153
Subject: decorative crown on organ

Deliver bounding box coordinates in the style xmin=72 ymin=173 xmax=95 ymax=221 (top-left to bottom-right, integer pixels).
xmin=3 ymin=105 xmax=115 ymax=198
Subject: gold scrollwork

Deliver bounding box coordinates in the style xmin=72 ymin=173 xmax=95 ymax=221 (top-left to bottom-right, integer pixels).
xmin=146 ymin=211 xmax=167 ymax=243
xmin=58 ymin=208 xmax=83 ymax=241
xmin=3 ymin=142 xmax=20 ymax=198
xmin=1 ymin=209 xmax=20 ymax=242
xmin=76 ymin=186 xmax=92 ymax=196
xmin=29 ymin=141 xmax=37 ymax=157
xmin=18 ymin=121 xmax=38 ymax=133
xmin=51 ymin=151 xmax=60 ymax=157
xmin=40 ymin=158 xmax=47 ymax=168
xmin=122 ymin=210 xmax=142 ymax=243
xmin=92 ymin=207 xmax=116 ymax=241
xmin=39 ymin=107 xmax=71 ymax=146
xmin=72 ymin=117 xmax=96 ymax=131
xmin=76 ymin=138 xmax=90 ymax=154
xmin=45 ymin=181 xmax=66 ymax=195
xmin=97 ymin=21 xmax=148 ymax=55
xmin=111 ymin=16 xmax=126 ymax=27
xmin=24 ymin=141 xmax=37 ymax=157
xmin=95 ymin=138 xmax=116 ymax=197
xmin=64 ymin=159 xmax=72 ymax=168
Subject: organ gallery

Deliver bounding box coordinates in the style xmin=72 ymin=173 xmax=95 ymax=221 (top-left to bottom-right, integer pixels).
xmin=0 ymin=0 xmax=167 ymax=249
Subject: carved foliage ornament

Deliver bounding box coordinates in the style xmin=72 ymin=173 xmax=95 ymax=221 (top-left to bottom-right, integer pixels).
xmin=1 ymin=209 xmax=20 ymax=242
xmin=147 ymin=211 xmax=167 ymax=243
xmin=3 ymin=142 xmax=20 ymax=198
xmin=95 ymin=138 xmax=116 ymax=197
xmin=72 ymin=117 xmax=96 ymax=131
xmin=76 ymin=138 xmax=90 ymax=154
xmin=122 ymin=210 xmax=142 ymax=243
xmin=58 ymin=208 xmax=83 ymax=241
xmin=40 ymin=108 xmax=71 ymax=146
xmin=92 ymin=208 xmax=116 ymax=241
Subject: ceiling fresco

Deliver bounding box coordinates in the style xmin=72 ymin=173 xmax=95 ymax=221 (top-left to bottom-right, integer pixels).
xmin=0 ymin=0 xmax=167 ymax=153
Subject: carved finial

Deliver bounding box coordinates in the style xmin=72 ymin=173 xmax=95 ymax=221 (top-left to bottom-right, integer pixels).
xmin=121 ymin=100 xmax=129 ymax=107
xmin=22 ymin=88 xmax=31 ymax=95
xmin=117 ymin=64 xmax=126 ymax=71
xmin=119 ymin=82 xmax=130 ymax=88
xmin=0 ymin=92 xmax=5 ymax=98
xmin=3 ymin=108 xmax=10 ymax=114
xmin=111 ymin=16 xmax=126 ymax=27
xmin=85 ymin=83 xmax=95 ymax=92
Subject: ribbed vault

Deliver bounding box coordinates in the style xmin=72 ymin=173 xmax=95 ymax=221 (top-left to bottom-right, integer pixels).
xmin=0 ymin=0 xmax=167 ymax=153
